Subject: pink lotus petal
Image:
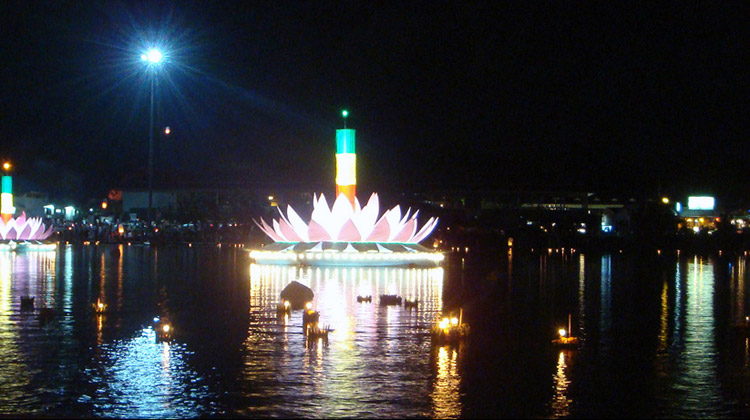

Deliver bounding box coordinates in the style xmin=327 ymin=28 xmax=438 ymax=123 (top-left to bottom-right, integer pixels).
xmin=276 ymin=218 xmax=301 ymax=242
xmin=17 ymin=224 xmax=32 ymax=240
xmin=411 ymin=217 xmax=439 ymax=243
xmin=337 ymin=219 xmax=362 ymax=241
xmin=366 ymin=214 xmax=391 ymax=242
xmin=307 ymin=219 xmax=331 ymax=241
xmin=6 ymin=226 xmax=17 ymax=240
xmin=255 ymin=218 xmax=283 ymax=242
xmin=391 ymin=218 xmax=416 ymax=242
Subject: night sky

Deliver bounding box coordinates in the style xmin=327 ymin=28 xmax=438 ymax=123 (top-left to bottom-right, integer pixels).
xmin=1 ymin=1 xmax=748 ymax=203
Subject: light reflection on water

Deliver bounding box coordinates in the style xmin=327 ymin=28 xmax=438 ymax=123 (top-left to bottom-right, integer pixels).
xmin=85 ymin=327 xmax=210 ymax=419
xmin=549 ymin=350 xmax=572 ymax=418
xmin=0 ymin=245 xmax=749 ymax=418
xmin=241 ymin=263 xmax=448 ymax=418
xmin=430 ymin=344 xmax=463 ymax=419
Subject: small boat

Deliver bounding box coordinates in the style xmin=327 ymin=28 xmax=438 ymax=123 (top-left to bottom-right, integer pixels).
xmin=356 ymin=295 xmax=372 ymax=303
xmin=20 ymin=296 xmax=35 ymax=311
xmin=302 ymin=302 xmax=320 ymax=326
xmin=431 ymin=309 xmax=469 ymax=345
xmin=404 ymin=299 xmax=418 ymax=309
xmin=154 ymin=317 xmax=173 ymax=342
xmin=552 ymin=314 xmax=580 ymax=348
xmin=379 ymin=294 xmax=402 ymax=306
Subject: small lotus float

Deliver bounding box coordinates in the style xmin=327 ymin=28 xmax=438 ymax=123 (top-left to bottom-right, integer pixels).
xmin=0 ymin=212 xmax=55 ymax=241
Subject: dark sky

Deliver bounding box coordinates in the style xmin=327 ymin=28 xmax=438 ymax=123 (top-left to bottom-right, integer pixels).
xmin=1 ymin=1 xmax=748 ymax=202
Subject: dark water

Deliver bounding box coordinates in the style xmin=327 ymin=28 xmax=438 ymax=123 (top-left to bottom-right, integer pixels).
xmin=0 ymin=244 xmax=749 ymax=418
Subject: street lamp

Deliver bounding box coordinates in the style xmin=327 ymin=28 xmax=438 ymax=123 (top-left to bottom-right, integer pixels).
xmin=141 ymin=48 xmax=163 ymax=226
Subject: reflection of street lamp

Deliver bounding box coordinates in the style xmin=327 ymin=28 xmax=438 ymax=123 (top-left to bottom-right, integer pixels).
xmin=141 ymin=48 xmax=163 ymax=225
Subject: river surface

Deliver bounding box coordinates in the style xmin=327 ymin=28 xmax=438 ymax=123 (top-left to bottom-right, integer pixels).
xmin=0 ymin=243 xmax=749 ymax=418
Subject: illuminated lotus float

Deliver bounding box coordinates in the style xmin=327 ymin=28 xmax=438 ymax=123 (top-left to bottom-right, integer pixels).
xmin=251 ymin=192 xmax=442 ymax=267
xmin=0 ymin=212 xmax=57 ymax=251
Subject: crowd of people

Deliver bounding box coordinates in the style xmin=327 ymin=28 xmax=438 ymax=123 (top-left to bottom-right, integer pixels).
xmin=50 ymin=218 xmax=267 ymax=245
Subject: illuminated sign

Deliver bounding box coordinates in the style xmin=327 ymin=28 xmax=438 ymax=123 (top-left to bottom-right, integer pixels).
xmin=687 ymin=196 xmax=715 ymax=210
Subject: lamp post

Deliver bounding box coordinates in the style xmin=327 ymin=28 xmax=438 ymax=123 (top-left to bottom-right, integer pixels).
xmin=141 ymin=48 xmax=163 ymax=226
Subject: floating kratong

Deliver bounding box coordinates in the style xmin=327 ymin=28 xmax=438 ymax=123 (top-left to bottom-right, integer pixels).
xmin=431 ymin=309 xmax=469 ymax=344
xmin=305 ymin=322 xmax=330 ymax=341
xmin=552 ymin=314 xmax=579 ymax=348
xmin=302 ymin=302 xmax=320 ymax=327
xmin=92 ymin=298 xmax=107 ymax=314
xmin=277 ymin=300 xmax=291 ymax=315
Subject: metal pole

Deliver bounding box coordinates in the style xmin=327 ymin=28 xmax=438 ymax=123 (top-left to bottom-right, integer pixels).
xmin=148 ymin=74 xmax=154 ymax=226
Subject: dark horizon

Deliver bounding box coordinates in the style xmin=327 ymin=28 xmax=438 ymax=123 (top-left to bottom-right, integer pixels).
xmin=2 ymin=1 xmax=748 ymax=203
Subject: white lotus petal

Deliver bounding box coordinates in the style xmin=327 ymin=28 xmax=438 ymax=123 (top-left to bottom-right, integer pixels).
xmin=384 ymin=206 xmax=403 ymax=241
xmin=330 ymin=193 xmax=355 ymax=240
xmin=311 ymin=193 xmax=332 ymax=225
xmin=26 ymin=219 xmax=42 ymax=238
xmin=399 ymin=208 xmax=412 ymax=227
xmin=285 ymin=205 xmax=310 ymax=242
xmin=272 ymin=219 xmax=288 ymax=241
xmin=351 ymin=193 xmax=379 ymax=240
xmin=411 ymin=217 xmax=439 ymax=243
xmin=311 ymin=193 xmax=337 ymax=238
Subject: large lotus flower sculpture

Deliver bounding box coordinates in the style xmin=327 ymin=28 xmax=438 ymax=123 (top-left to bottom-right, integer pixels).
xmin=0 ymin=212 xmax=55 ymax=240
xmin=255 ymin=193 xmax=438 ymax=243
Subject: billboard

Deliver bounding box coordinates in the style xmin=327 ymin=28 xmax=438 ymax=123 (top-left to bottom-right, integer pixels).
xmin=687 ymin=196 xmax=715 ymax=210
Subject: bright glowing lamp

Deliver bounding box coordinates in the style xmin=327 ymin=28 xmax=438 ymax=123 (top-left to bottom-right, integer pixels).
xmin=141 ymin=48 xmax=163 ymax=64
xmin=439 ymin=318 xmax=450 ymax=329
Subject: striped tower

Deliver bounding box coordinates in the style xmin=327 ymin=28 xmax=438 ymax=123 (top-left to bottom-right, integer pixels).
xmin=335 ymin=127 xmax=356 ymax=206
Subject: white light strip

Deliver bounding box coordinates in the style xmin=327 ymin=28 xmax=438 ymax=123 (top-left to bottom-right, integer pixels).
xmin=249 ymin=249 xmax=444 ymax=266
